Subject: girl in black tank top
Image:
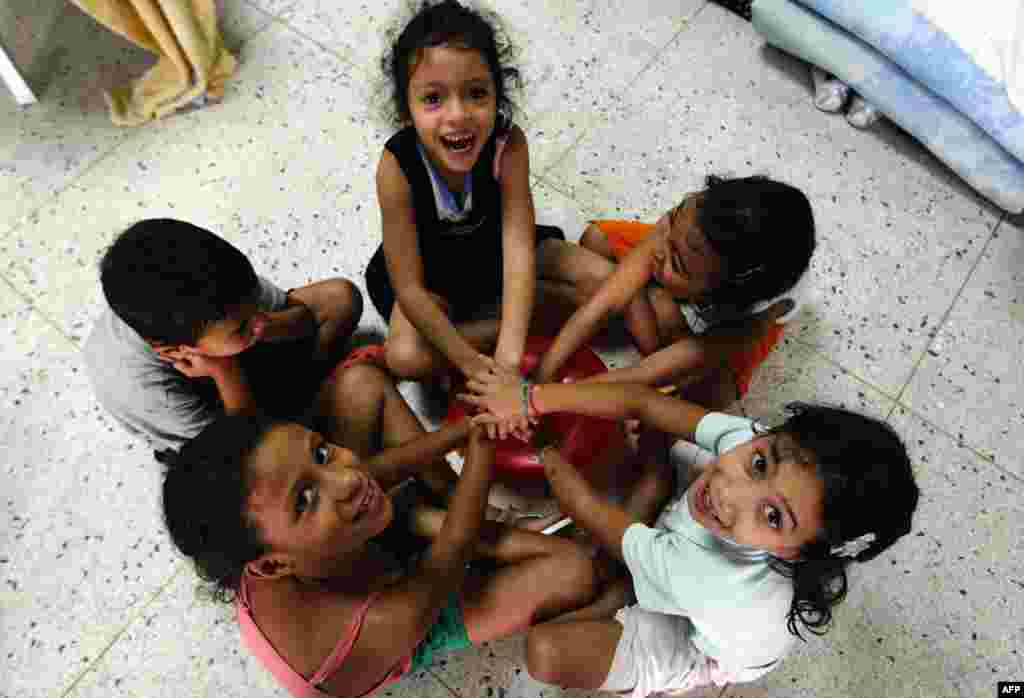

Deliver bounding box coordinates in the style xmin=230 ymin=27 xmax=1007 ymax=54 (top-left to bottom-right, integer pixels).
xmin=366 ymin=1 xmax=563 ymax=382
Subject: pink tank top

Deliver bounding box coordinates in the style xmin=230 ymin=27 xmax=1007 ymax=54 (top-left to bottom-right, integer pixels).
xmin=236 ymin=572 xmax=413 ymax=698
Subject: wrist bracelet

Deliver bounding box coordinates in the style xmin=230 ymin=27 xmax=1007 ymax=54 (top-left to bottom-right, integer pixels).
xmin=536 ymin=444 xmax=558 ymax=465
xmin=527 ymin=384 xmax=540 ymax=418
xmin=519 ymin=378 xmax=531 ymax=418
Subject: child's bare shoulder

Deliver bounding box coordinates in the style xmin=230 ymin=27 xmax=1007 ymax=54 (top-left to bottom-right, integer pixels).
xmin=249 ymin=576 xmax=372 ymax=676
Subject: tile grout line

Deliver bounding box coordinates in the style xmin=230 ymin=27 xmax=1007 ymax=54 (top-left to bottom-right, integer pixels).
xmin=787 ymin=332 xmax=1018 ymax=476
xmin=534 ymin=1 xmax=708 ymax=183
xmin=426 ymin=667 xmax=462 ymax=698
xmin=626 ymin=0 xmax=710 ymax=87
xmin=1 ymin=132 xmax=136 ymax=243
xmin=0 ymin=273 xmax=82 ymax=350
xmin=785 ymin=334 xmax=902 ymax=403
xmin=258 ymin=8 xmax=362 ymax=73
xmin=894 ymin=400 xmax=1024 ymax=484
xmin=58 ymin=562 xmax=188 ymax=698
xmin=891 ymin=212 xmax=1004 ymax=409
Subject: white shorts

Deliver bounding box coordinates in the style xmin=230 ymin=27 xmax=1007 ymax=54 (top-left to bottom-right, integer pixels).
xmin=599 ymin=605 xmax=724 ymax=698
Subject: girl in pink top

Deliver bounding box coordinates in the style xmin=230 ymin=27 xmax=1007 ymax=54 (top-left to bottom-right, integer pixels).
xmin=162 ymin=366 xmax=600 ymax=698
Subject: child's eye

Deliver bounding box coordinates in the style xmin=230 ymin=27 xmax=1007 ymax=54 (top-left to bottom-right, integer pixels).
xmin=422 ymin=93 xmax=441 ymax=106
xmin=470 ymin=87 xmax=490 ymax=100
xmin=313 ymin=444 xmax=330 ymax=465
xmin=751 ymin=452 xmax=768 ymax=476
xmin=296 ymin=484 xmax=317 ymax=516
xmin=763 ymin=503 xmax=782 ymax=530
xmin=671 ymin=249 xmax=685 ymax=276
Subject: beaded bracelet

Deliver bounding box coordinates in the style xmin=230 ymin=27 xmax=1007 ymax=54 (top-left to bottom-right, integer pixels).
xmin=519 ymin=378 xmax=531 ymax=418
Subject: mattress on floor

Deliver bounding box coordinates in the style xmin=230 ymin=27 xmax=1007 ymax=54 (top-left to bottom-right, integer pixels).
xmin=752 ymin=0 xmax=1024 ymax=213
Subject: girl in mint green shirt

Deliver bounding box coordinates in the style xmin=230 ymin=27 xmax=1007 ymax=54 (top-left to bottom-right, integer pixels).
xmin=463 ymin=379 xmax=920 ymax=696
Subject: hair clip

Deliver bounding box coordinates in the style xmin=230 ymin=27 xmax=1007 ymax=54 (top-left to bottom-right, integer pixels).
xmin=730 ymin=264 xmax=766 ymax=283
xmin=830 ymin=532 xmax=876 ymax=559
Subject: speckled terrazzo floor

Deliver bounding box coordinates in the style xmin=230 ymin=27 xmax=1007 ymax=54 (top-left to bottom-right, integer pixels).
xmin=2 ymin=1 xmax=1022 ymax=697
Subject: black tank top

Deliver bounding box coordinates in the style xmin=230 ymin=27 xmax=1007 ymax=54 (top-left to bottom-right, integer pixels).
xmin=384 ymin=126 xmax=505 ymax=299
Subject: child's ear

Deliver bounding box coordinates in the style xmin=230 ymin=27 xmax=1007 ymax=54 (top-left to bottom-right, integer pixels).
xmin=153 ymin=344 xmax=202 ymax=361
xmin=153 ymin=344 xmax=185 ymax=360
xmin=247 ymin=556 xmax=295 ymax=579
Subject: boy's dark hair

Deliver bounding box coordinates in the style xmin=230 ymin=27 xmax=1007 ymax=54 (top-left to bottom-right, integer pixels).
xmin=162 ymin=413 xmax=279 ymax=602
xmin=100 ymin=219 xmax=259 ymax=346
xmin=383 ymin=0 xmax=520 ymax=129
xmin=695 ymin=174 xmax=816 ymax=313
xmin=766 ymin=403 xmax=919 ymax=640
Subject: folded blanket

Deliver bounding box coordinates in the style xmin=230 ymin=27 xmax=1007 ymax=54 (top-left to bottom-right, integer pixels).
xmin=752 ymin=0 xmax=1024 ymax=212
xmin=790 ymin=0 xmax=1024 ymax=166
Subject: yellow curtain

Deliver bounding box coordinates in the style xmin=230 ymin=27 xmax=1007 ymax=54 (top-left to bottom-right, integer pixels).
xmin=68 ymin=0 xmax=237 ymax=125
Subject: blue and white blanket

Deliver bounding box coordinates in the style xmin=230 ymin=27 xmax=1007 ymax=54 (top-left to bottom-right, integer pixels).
xmin=752 ymin=0 xmax=1024 ymax=212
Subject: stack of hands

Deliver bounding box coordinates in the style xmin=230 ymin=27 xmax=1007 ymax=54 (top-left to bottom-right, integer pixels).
xmin=458 ymin=357 xmax=543 ymax=443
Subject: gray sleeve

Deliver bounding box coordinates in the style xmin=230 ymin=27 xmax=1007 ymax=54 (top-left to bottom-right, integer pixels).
xmin=84 ymin=311 xmax=223 ymax=452
xmin=254 ymin=276 xmax=289 ymax=312
xmin=95 ymin=374 xmax=222 ymax=452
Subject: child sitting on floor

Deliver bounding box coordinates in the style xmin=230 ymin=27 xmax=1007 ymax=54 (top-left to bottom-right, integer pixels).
xmin=535 ymin=174 xmax=816 ymax=408
xmin=84 ymin=218 xmax=363 ymax=460
xmin=463 ymin=378 xmax=920 ymax=696
xmin=365 ymin=0 xmax=566 ymax=383
xmin=162 ymin=414 xmax=601 ymax=698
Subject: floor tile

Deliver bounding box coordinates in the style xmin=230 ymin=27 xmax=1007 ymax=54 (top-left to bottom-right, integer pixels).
xmin=0 ymin=1 xmax=276 ymax=239
xmin=545 ymin=5 xmax=1000 ymax=396
xmin=278 ymin=0 xmax=704 ymax=175
xmin=728 ymin=407 xmax=1023 ymax=698
xmin=218 ymin=0 xmax=280 ymax=50
xmin=736 ymin=337 xmax=895 ymax=425
xmin=430 ymin=634 xmax=526 ymax=697
xmin=901 ymin=220 xmax=1024 ymax=476
xmin=0 ymin=286 xmax=179 ymax=698
xmin=0 ymin=3 xmax=145 ymax=234
xmin=0 ymin=22 xmax=385 ymax=343
xmin=498 ymin=0 xmax=706 ymax=174
xmin=64 ymin=567 xmax=457 ymax=698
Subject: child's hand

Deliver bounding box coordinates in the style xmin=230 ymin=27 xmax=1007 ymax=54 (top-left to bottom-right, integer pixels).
xmin=492 ymin=349 xmax=522 ymax=378
xmin=459 ymin=372 xmax=527 ymax=422
xmin=249 ymin=309 xmax=309 ymax=344
xmin=160 ymin=349 xmax=238 ymax=379
xmin=471 ymin=412 xmax=534 ymax=442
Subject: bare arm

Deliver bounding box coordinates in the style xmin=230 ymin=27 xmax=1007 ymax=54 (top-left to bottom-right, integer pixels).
xmin=158 ymin=350 xmax=257 ymax=416
xmin=378 ymin=151 xmax=489 ymax=377
xmin=212 ymin=359 xmax=256 ymax=415
xmin=583 ymin=298 xmax=793 ymax=388
xmin=540 ymin=446 xmax=634 ymax=562
xmin=410 ymin=506 xmax=584 ymax=564
xmin=535 ymin=233 xmax=661 ymax=382
xmin=463 ymin=379 xmax=710 ymax=442
xmin=623 ymin=291 xmax=662 ymax=357
xmin=494 ymin=127 xmax=536 ymax=372
xmin=362 ymin=417 xmax=471 ymax=495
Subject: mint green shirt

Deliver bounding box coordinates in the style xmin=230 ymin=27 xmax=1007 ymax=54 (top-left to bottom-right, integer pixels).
xmin=621 ymin=413 xmax=795 ymax=677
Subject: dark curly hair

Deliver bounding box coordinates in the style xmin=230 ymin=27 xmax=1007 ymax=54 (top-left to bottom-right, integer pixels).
xmin=162 ymin=414 xmax=281 ymax=602
xmin=100 ymin=218 xmax=259 ymax=347
xmin=692 ymin=174 xmax=816 ymax=316
xmin=764 ymin=403 xmax=919 ymax=640
xmin=381 ymin=0 xmax=521 ymax=129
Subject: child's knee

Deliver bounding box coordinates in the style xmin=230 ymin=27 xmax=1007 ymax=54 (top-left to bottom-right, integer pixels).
xmin=384 ymin=336 xmax=433 ymax=379
xmin=331 ymin=362 xmax=390 ymax=409
xmin=525 ymin=626 xmax=565 ymax=684
xmin=543 ymin=552 xmax=601 ymax=609
xmin=323 ymin=278 xmax=363 ymax=324
xmin=580 ymin=223 xmax=606 ymax=252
